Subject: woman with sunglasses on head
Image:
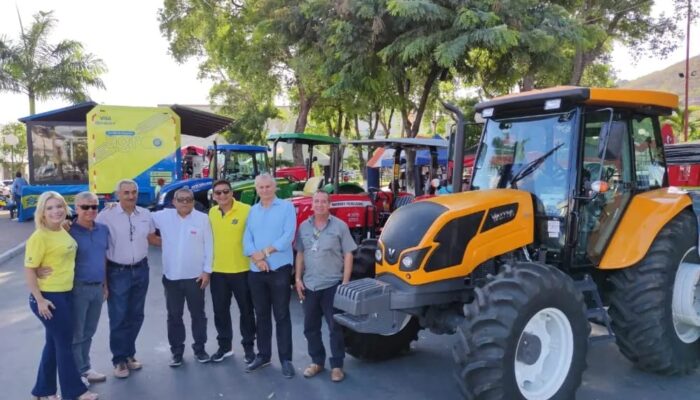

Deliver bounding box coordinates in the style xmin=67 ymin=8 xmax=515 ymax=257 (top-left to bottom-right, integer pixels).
xmin=24 ymin=191 xmax=99 ymax=400
xmin=69 ymin=192 xmax=110 ymax=386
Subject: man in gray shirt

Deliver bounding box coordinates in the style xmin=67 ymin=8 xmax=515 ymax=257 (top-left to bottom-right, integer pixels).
xmin=294 ymin=190 xmax=356 ymax=382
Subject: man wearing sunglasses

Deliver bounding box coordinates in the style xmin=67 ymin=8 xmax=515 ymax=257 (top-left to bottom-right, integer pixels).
xmin=207 ymin=180 xmax=256 ymax=364
xmin=69 ymin=192 xmax=110 ymax=385
xmin=151 ymin=187 xmax=213 ymax=367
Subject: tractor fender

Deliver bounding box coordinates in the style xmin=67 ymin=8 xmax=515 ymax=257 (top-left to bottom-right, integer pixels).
xmin=599 ymin=188 xmax=694 ymax=269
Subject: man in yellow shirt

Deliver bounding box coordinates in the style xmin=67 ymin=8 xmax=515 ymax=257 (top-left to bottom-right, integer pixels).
xmin=208 ymin=180 xmax=257 ymax=364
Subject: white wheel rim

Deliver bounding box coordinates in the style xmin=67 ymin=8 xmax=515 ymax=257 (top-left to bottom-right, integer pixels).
xmin=672 ymin=247 xmax=700 ymax=344
xmin=514 ymin=307 xmax=574 ymax=400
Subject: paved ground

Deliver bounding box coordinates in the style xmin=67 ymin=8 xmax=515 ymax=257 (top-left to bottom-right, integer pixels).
xmin=0 ymin=210 xmax=34 ymax=264
xmin=2 ymin=248 xmax=700 ymax=399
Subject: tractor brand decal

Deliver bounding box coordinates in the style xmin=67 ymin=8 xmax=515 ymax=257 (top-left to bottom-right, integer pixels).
xmin=481 ymin=203 xmax=519 ymax=232
xmin=330 ymin=200 xmax=373 ymax=208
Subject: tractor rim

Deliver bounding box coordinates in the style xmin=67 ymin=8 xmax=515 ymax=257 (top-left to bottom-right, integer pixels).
xmin=515 ymin=307 xmax=574 ymax=400
xmin=672 ymin=247 xmax=700 ymax=344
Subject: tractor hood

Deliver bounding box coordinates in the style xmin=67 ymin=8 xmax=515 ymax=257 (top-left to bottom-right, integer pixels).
xmin=376 ymin=189 xmax=535 ymax=285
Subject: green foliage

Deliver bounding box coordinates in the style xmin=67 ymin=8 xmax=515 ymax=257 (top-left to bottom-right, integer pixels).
xmin=0 ymin=10 xmax=106 ymax=115
xmin=0 ymin=122 xmax=27 ymax=171
xmin=662 ymin=107 xmax=700 ymax=142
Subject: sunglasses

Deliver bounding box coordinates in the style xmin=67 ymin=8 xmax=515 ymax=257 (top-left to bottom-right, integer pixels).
xmin=213 ymin=189 xmax=231 ymax=196
xmin=78 ymin=205 xmax=99 ymax=210
xmin=176 ymin=197 xmax=194 ymax=203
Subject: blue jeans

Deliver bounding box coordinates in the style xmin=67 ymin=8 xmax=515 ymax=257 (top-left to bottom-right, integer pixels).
xmin=107 ymin=259 xmax=149 ymax=365
xmin=303 ymin=283 xmax=345 ymax=368
xmin=72 ymin=282 xmax=104 ymax=374
xmin=30 ymin=292 xmax=88 ymax=399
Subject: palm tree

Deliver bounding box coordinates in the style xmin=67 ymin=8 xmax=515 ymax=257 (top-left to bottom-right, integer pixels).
xmin=0 ymin=10 xmax=106 ymax=115
xmin=662 ymin=106 xmax=700 ymax=142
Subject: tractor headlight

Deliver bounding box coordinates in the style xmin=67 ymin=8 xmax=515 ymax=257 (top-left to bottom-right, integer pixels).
xmin=399 ymin=248 xmax=430 ymax=271
xmin=375 ymin=248 xmax=383 ymax=263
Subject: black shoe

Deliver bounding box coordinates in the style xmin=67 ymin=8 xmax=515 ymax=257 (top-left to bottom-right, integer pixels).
xmin=244 ymin=353 xmax=256 ymax=365
xmin=245 ymin=357 xmax=271 ymax=373
xmin=211 ymin=349 xmax=234 ymax=363
xmin=195 ymin=351 xmax=211 ymax=363
xmin=169 ymin=354 xmax=183 ymax=368
xmin=281 ymin=360 xmax=295 ymax=378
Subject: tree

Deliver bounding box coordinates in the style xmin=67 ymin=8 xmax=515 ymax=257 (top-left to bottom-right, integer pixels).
xmin=0 ymin=122 xmax=27 ymax=174
xmin=662 ymin=106 xmax=700 ymax=142
xmin=160 ymin=0 xmax=331 ymax=164
xmin=0 ymin=10 xmax=106 ymax=115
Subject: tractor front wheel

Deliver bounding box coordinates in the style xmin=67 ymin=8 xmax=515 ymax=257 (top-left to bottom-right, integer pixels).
xmin=454 ymin=262 xmax=589 ymax=400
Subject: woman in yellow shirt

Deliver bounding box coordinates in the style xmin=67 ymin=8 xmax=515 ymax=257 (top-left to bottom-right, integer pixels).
xmin=25 ymin=191 xmax=99 ymax=400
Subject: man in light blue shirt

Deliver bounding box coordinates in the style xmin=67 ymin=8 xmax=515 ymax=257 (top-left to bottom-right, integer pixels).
xmin=243 ymin=173 xmax=296 ymax=377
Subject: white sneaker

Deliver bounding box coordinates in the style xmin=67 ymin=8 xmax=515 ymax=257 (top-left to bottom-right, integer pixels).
xmin=81 ymin=375 xmax=90 ymax=387
xmin=82 ymin=369 xmax=107 ymax=383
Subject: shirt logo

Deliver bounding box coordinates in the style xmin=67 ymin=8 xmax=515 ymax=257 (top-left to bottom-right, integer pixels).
xmin=232 ymin=218 xmax=239 ymax=225
xmin=190 ymin=230 xmax=198 ymax=235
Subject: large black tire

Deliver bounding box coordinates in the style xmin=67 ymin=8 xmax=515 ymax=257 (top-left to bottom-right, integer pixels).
xmin=608 ymin=209 xmax=700 ymax=375
xmin=454 ymin=262 xmax=589 ymax=400
xmin=343 ymin=316 xmax=421 ymax=361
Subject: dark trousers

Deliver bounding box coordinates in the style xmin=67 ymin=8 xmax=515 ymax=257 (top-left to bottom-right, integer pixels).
xmin=162 ymin=276 xmax=207 ymax=355
xmin=107 ymin=259 xmax=149 ymax=365
xmin=248 ymin=264 xmax=292 ymax=362
xmin=303 ymin=283 xmax=345 ymax=369
xmin=210 ymin=271 xmax=256 ymax=357
xmin=30 ymin=292 xmax=87 ymax=399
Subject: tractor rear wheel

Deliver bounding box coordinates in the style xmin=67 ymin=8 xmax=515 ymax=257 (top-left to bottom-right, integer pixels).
xmin=608 ymin=210 xmax=700 ymax=375
xmin=454 ymin=262 xmax=589 ymax=400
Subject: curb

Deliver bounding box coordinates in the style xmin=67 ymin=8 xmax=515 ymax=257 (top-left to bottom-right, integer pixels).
xmin=0 ymin=241 xmax=26 ymax=266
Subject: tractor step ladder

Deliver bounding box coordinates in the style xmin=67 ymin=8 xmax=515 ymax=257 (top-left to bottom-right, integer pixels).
xmin=574 ymin=274 xmax=615 ymax=343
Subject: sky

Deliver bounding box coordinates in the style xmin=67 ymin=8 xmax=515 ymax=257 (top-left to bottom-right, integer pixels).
xmin=0 ymin=0 xmax=698 ymax=125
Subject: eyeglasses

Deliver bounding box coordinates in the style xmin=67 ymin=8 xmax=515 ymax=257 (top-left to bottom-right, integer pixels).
xmin=175 ymin=197 xmax=194 ymax=203
xmin=213 ymin=189 xmax=231 ymax=196
xmin=78 ymin=205 xmax=98 ymax=210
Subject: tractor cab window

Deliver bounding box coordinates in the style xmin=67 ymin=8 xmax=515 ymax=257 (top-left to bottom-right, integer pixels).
xmin=632 ymin=116 xmax=665 ymax=190
xmin=223 ymin=151 xmax=256 ymax=181
xmin=575 ymin=110 xmax=634 ymax=265
xmin=471 ymin=112 xmax=575 ymax=219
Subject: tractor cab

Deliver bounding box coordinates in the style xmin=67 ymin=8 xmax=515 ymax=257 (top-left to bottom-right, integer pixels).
xmin=351 ymin=137 xmax=449 ymax=225
xmin=268 ymin=132 xmax=365 ymax=195
xmin=471 ymin=86 xmax=676 ymax=268
xmin=157 ymin=143 xmax=293 ymax=209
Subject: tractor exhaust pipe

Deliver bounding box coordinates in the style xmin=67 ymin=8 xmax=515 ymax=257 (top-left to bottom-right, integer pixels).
xmin=442 ymin=102 xmax=465 ymax=194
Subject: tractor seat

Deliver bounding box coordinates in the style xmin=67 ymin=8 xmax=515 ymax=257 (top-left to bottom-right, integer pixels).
xmin=293 ymin=176 xmax=325 ymax=196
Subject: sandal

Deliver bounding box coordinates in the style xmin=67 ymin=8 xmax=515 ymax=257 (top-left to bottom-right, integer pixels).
xmin=77 ymin=391 xmax=99 ymax=400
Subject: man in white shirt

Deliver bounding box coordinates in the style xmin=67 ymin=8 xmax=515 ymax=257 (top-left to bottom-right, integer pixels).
xmin=151 ymin=187 xmax=213 ymax=367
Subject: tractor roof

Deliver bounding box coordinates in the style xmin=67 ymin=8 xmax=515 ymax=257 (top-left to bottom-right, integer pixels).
xmin=474 ymin=86 xmax=678 ymax=117
xmin=208 ymin=144 xmax=268 ymax=152
xmin=349 ymin=138 xmax=448 ymax=149
xmin=267 ymin=132 xmax=340 ymax=146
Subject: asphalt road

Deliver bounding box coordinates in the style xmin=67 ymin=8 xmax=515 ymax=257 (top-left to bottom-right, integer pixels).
xmin=1 ymin=248 xmax=700 ymax=400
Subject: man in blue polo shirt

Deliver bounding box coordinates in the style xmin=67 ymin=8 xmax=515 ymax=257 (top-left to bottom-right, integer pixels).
xmin=70 ymin=191 xmax=110 ymax=384
xmin=243 ymin=173 xmax=296 ymax=378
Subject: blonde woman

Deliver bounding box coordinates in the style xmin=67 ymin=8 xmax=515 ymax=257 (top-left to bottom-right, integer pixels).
xmin=25 ymin=191 xmax=98 ymax=400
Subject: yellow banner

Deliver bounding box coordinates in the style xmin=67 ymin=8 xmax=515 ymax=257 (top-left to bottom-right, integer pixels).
xmin=87 ymin=106 xmax=180 ymax=194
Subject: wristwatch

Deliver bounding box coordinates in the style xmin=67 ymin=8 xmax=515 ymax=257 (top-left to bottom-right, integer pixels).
xmin=263 ymin=248 xmax=271 ymax=258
